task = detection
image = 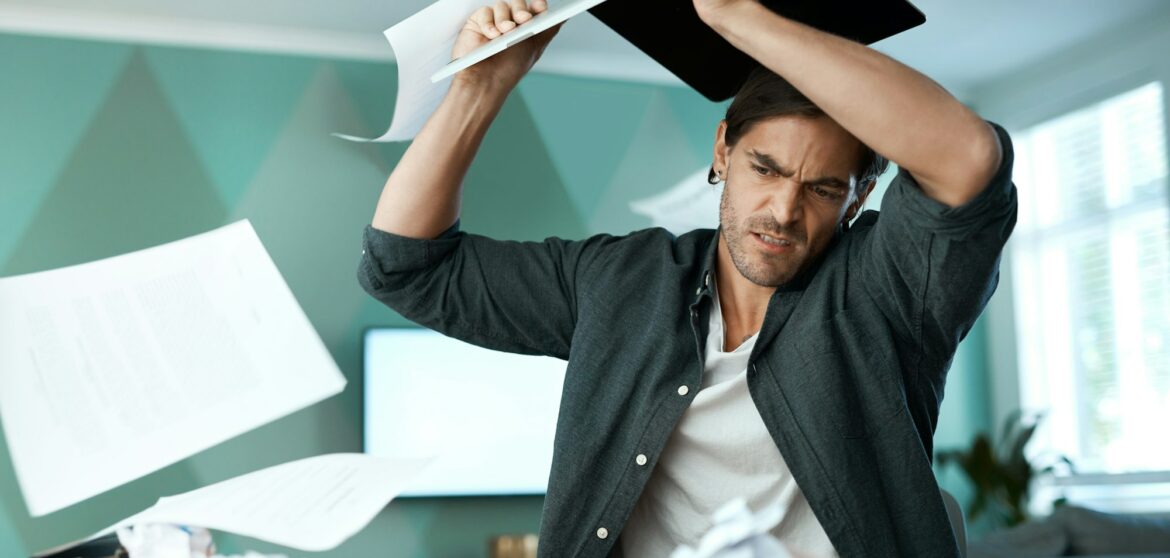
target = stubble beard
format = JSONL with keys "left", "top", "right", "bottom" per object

{"left": 719, "top": 186, "right": 807, "bottom": 288}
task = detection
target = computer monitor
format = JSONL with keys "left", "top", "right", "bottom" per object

{"left": 362, "top": 327, "right": 566, "bottom": 497}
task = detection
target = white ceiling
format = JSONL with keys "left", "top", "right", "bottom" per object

{"left": 1, "top": 0, "right": 1167, "bottom": 98}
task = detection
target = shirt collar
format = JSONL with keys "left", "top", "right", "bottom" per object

{"left": 693, "top": 227, "right": 721, "bottom": 305}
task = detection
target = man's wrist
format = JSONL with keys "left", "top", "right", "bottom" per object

{"left": 436, "top": 75, "right": 513, "bottom": 135}
{"left": 700, "top": 1, "right": 770, "bottom": 37}
{"left": 451, "top": 73, "right": 514, "bottom": 105}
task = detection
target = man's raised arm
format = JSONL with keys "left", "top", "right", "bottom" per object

{"left": 694, "top": 0, "right": 1001, "bottom": 208}
{"left": 372, "top": 0, "right": 557, "bottom": 239}
{"left": 357, "top": 2, "right": 605, "bottom": 360}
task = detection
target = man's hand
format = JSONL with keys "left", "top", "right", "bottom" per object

{"left": 373, "top": 2, "right": 562, "bottom": 239}
{"left": 453, "top": 0, "right": 562, "bottom": 93}
{"left": 692, "top": 0, "right": 758, "bottom": 29}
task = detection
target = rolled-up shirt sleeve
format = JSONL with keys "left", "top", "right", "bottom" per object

{"left": 854, "top": 121, "right": 1018, "bottom": 364}
{"left": 357, "top": 220, "right": 601, "bottom": 360}
{"left": 358, "top": 220, "right": 463, "bottom": 288}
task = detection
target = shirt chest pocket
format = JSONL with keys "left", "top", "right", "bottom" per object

{"left": 776, "top": 306, "right": 909, "bottom": 439}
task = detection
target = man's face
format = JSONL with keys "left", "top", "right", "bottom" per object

{"left": 715, "top": 115, "right": 872, "bottom": 287}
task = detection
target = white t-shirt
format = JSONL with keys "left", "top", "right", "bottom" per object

{"left": 620, "top": 277, "right": 838, "bottom": 557}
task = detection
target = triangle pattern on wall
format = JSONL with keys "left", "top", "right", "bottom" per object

{"left": 0, "top": 35, "right": 133, "bottom": 268}
{"left": 517, "top": 74, "right": 656, "bottom": 224}
{"left": 333, "top": 60, "right": 411, "bottom": 173}
{"left": 334, "top": 60, "right": 397, "bottom": 133}
{"left": 663, "top": 87, "right": 728, "bottom": 162}
{"left": 2, "top": 49, "right": 227, "bottom": 276}
{"left": 144, "top": 46, "right": 317, "bottom": 208}
{"left": 589, "top": 90, "right": 708, "bottom": 235}
{"left": 463, "top": 90, "right": 588, "bottom": 240}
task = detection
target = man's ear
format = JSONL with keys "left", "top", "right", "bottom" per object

{"left": 711, "top": 120, "right": 729, "bottom": 179}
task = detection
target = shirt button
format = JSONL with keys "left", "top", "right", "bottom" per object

{"left": 677, "top": 385, "right": 689, "bottom": 396}
{"left": 596, "top": 527, "right": 609, "bottom": 539}
{"left": 636, "top": 454, "right": 648, "bottom": 466}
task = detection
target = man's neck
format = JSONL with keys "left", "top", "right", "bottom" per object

{"left": 714, "top": 233, "right": 776, "bottom": 352}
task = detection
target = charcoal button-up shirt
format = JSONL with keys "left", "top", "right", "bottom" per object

{"left": 357, "top": 122, "right": 1018, "bottom": 557}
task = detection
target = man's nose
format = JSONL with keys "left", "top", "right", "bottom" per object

{"left": 767, "top": 180, "right": 804, "bottom": 226}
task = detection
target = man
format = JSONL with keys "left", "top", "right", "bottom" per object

{"left": 357, "top": 0, "right": 1017, "bottom": 556}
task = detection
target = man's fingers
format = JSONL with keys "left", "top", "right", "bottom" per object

{"left": 467, "top": 0, "right": 547, "bottom": 41}
{"left": 509, "top": 0, "right": 533, "bottom": 23}
{"left": 470, "top": 6, "right": 500, "bottom": 38}
{"left": 492, "top": 1, "right": 516, "bottom": 33}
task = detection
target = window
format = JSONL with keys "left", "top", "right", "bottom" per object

{"left": 1012, "top": 82, "right": 1170, "bottom": 476}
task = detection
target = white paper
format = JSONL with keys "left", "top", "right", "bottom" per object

{"left": 0, "top": 220, "right": 347, "bottom": 516}
{"left": 429, "top": 0, "right": 607, "bottom": 84}
{"left": 116, "top": 524, "right": 206, "bottom": 558}
{"left": 671, "top": 498, "right": 791, "bottom": 558}
{"left": 37, "top": 454, "right": 433, "bottom": 556}
{"left": 333, "top": 0, "right": 488, "bottom": 143}
{"left": 113, "top": 453, "right": 434, "bottom": 552}
{"left": 630, "top": 166, "right": 722, "bottom": 235}
{"left": 334, "top": 0, "right": 608, "bottom": 143}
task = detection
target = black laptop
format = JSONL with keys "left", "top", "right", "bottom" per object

{"left": 587, "top": 0, "right": 926, "bottom": 101}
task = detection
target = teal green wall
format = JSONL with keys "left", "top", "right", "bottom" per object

{"left": 934, "top": 317, "right": 994, "bottom": 534}
{"left": 0, "top": 32, "right": 992, "bottom": 555}
{"left": 0, "top": 32, "right": 732, "bottom": 557}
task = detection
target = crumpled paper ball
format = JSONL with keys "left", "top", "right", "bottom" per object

{"left": 671, "top": 498, "right": 793, "bottom": 558}
{"left": 116, "top": 524, "right": 288, "bottom": 558}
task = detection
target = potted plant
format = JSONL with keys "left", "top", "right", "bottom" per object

{"left": 936, "top": 411, "right": 1074, "bottom": 528}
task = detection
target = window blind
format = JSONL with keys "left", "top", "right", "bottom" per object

{"left": 1012, "top": 82, "right": 1170, "bottom": 474}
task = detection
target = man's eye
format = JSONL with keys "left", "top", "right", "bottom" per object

{"left": 752, "top": 165, "right": 770, "bottom": 176}
{"left": 812, "top": 185, "right": 840, "bottom": 199}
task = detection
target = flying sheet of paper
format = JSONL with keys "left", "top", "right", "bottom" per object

{"left": 114, "top": 453, "right": 435, "bottom": 552}
{"left": 36, "top": 453, "right": 435, "bottom": 556}
{"left": 0, "top": 220, "right": 347, "bottom": 516}
{"left": 629, "top": 166, "right": 722, "bottom": 235}
{"left": 333, "top": 0, "right": 488, "bottom": 143}
{"left": 335, "top": 0, "right": 608, "bottom": 143}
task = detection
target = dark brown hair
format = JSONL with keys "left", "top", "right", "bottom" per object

{"left": 708, "top": 66, "right": 890, "bottom": 187}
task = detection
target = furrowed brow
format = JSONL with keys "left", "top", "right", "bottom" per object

{"left": 749, "top": 149, "right": 850, "bottom": 189}
{"left": 805, "top": 176, "right": 851, "bottom": 190}
{"left": 749, "top": 150, "right": 791, "bottom": 176}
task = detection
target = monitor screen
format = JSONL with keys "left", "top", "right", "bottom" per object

{"left": 362, "top": 328, "right": 566, "bottom": 497}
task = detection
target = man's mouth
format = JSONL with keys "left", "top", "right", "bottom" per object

{"left": 752, "top": 232, "right": 795, "bottom": 252}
